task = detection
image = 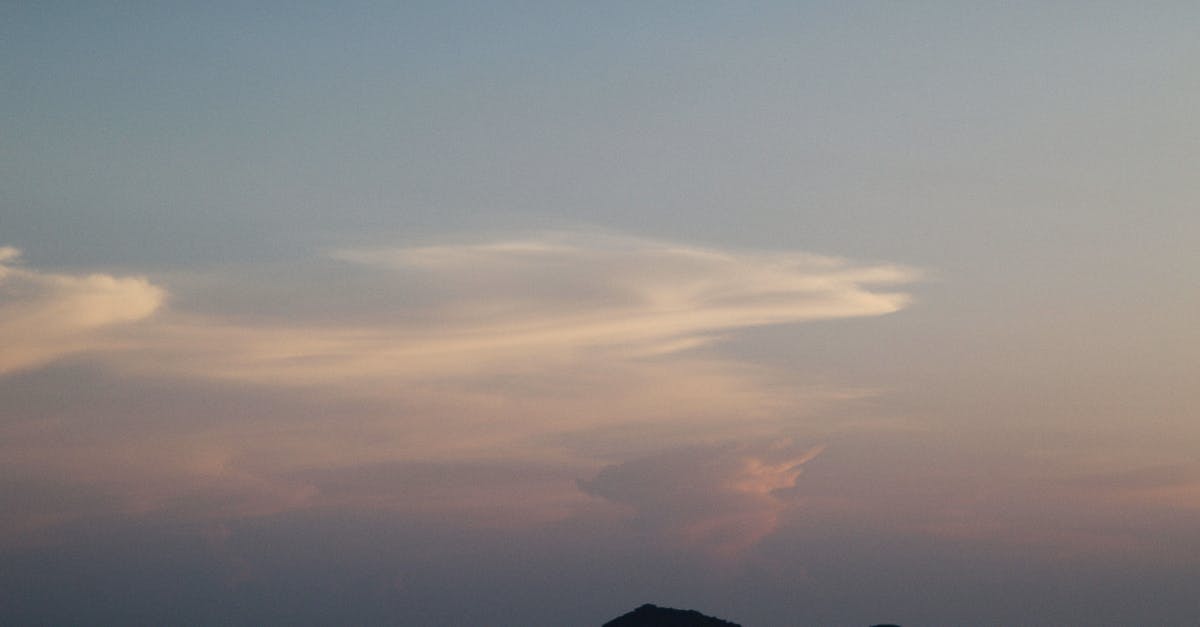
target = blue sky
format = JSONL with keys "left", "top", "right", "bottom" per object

{"left": 3, "top": 3, "right": 1200, "bottom": 625}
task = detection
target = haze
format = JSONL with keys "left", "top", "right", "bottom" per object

{"left": 3, "top": 3, "right": 1199, "bottom": 625}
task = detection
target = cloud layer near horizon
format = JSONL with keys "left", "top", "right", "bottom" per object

{"left": 0, "top": 233, "right": 917, "bottom": 554}
{"left": 581, "top": 441, "right": 826, "bottom": 558}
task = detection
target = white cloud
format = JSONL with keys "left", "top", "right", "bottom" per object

{"left": 0, "top": 248, "right": 165, "bottom": 375}
{"left": 133, "top": 232, "right": 918, "bottom": 387}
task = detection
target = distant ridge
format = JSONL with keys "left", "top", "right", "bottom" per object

{"left": 602, "top": 604, "right": 740, "bottom": 627}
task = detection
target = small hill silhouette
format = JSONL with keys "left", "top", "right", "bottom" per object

{"left": 602, "top": 604, "right": 740, "bottom": 627}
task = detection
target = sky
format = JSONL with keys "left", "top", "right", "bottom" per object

{"left": 2, "top": 2, "right": 1199, "bottom": 625}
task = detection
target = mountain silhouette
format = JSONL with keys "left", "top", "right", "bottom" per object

{"left": 602, "top": 604, "right": 740, "bottom": 627}
{"left": 601, "top": 604, "right": 905, "bottom": 626}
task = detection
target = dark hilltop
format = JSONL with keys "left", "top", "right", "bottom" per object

{"left": 601, "top": 604, "right": 903, "bottom": 626}
{"left": 602, "top": 604, "right": 740, "bottom": 627}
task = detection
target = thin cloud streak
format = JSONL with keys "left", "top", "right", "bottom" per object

{"left": 1, "top": 234, "right": 917, "bottom": 386}
{"left": 128, "top": 233, "right": 918, "bottom": 387}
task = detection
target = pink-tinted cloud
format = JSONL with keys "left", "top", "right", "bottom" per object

{"left": 580, "top": 441, "right": 825, "bottom": 558}
{"left": 0, "top": 234, "right": 908, "bottom": 550}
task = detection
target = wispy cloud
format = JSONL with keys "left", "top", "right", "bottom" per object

{"left": 128, "top": 232, "right": 918, "bottom": 386}
{"left": 0, "top": 247, "right": 164, "bottom": 375}
{"left": 0, "top": 233, "right": 915, "bottom": 550}
{"left": 1, "top": 234, "right": 916, "bottom": 385}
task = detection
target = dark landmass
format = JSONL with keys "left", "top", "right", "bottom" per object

{"left": 602, "top": 604, "right": 741, "bottom": 627}
{"left": 602, "top": 604, "right": 904, "bottom": 626}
